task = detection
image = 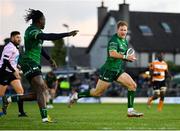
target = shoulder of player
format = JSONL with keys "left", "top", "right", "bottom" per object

{"left": 152, "top": 60, "right": 167, "bottom": 66}
{"left": 161, "top": 61, "right": 168, "bottom": 65}
{"left": 26, "top": 25, "right": 42, "bottom": 33}
{"left": 113, "top": 34, "right": 127, "bottom": 43}
{"left": 150, "top": 61, "right": 157, "bottom": 66}
{"left": 152, "top": 59, "right": 159, "bottom": 62}
{"left": 109, "top": 35, "right": 118, "bottom": 44}
{"left": 4, "top": 42, "right": 15, "bottom": 50}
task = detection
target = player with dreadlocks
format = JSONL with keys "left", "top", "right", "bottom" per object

{"left": 2, "top": 9, "right": 78, "bottom": 123}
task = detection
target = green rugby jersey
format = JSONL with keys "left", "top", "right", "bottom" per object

{"left": 22, "top": 24, "right": 43, "bottom": 64}
{"left": 101, "top": 34, "right": 128, "bottom": 71}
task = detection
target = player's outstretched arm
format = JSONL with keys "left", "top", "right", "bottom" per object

{"left": 37, "top": 30, "right": 79, "bottom": 41}
{"left": 69, "top": 30, "right": 79, "bottom": 36}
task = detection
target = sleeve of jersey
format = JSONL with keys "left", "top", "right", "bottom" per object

{"left": 109, "top": 42, "right": 118, "bottom": 52}
{"left": 3, "top": 59, "right": 15, "bottom": 72}
{"left": 1, "top": 45, "right": 15, "bottom": 72}
{"left": 2, "top": 45, "right": 14, "bottom": 60}
{"left": 36, "top": 33, "right": 70, "bottom": 40}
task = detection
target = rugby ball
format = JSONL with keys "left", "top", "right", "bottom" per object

{"left": 126, "top": 48, "right": 135, "bottom": 56}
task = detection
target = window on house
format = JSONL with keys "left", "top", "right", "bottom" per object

{"left": 139, "top": 25, "right": 153, "bottom": 36}
{"left": 161, "top": 22, "right": 172, "bottom": 33}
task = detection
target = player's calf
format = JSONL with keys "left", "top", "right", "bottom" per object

{"left": 2, "top": 96, "right": 10, "bottom": 115}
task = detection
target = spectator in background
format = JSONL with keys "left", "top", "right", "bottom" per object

{"left": 59, "top": 78, "right": 70, "bottom": 96}
{"left": 45, "top": 71, "right": 58, "bottom": 109}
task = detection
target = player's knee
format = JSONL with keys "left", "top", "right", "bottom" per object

{"left": 160, "top": 91, "right": 165, "bottom": 98}
{"left": 0, "top": 92, "right": 4, "bottom": 96}
{"left": 36, "top": 82, "right": 46, "bottom": 93}
{"left": 17, "top": 90, "right": 24, "bottom": 95}
{"left": 17, "top": 88, "right": 24, "bottom": 94}
{"left": 0, "top": 88, "right": 6, "bottom": 96}
{"left": 153, "top": 90, "right": 160, "bottom": 99}
{"left": 154, "top": 90, "right": 160, "bottom": 95}
{"left": 92, "top": 93, "right": 101, "bottom": 97}
{"left": 91, "top": 89, "right": 102, "bottom": 97}
{"left": 94, "top": 92, "right": 102, "bottom": 97}
{"left": 129, "top": 82, "right": 137, "bottom": 91}
{"left": 160, "top": 87, "right": 167, "bottom": 92}
{"left": 133, "top": 83, "right": 137, "bottom": 89}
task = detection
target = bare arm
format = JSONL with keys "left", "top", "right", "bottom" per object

{"left": 109, "top": 50, "right": 136, "bottom": 62}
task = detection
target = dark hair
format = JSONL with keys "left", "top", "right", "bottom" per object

{"left": 156, "top": 52, "right": 164, "bottom": 61}
{"left": 117, "top": 21, "right": 128, "bottom": 29}
{"left": 10, "top": 31, "right": 20, "bottom": 37}
{"left": 24, "top": 8, "right": 44, "bottom": 23}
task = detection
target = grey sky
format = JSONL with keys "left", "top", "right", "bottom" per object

{"left": 0, "top": 0, "right": 180, "bottom": 47}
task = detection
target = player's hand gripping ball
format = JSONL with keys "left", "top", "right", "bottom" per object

{"left": 125, "top": 48, "right": 136, "bottom": 62}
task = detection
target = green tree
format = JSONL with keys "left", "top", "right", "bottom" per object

{"left": 166, "top": 61, "right": 180, "bottom": 73}
{"left": 51, "top": 39, "right": 66, "bottom": 66}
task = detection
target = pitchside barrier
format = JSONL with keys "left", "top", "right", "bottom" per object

{"left": 1, "top": 96, "right": 180, "bottom": 104}
{"left": 53, "top": 96, "right": 180, "bottom": 104}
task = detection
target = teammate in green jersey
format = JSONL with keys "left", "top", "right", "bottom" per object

{"left": 45, "top": 71, "right": 58, "bottom": 109}
{"left": 2, "top": 9, "right": 78, "bottom": 123}
{"left": 68, "top": 21, "right": 143, "bottom": 117}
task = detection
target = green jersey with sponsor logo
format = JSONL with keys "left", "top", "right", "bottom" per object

{"left": 101, "top": 34, "right": 128, "bottom": 72}
{"left": 21, "top": 24, "right": 43, "bottom": 64}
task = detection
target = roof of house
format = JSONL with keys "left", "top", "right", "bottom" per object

{"left": 86, "top": 12, "right": 112, "bottom": 53}
{"left": 87, "top": 10, "right": 180, "bottom": 53}
{"left": 130, "top": 11, "right": 180, "bottom": 53}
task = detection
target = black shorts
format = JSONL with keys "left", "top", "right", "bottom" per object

{"left": 152, "top": 81, "right": 166, "bottom": 90}
{"left": 20, "top": 60, "right": 42, "bottom": 82}
{"left": 0, "top": 69, "right": 17, "bottom": 85}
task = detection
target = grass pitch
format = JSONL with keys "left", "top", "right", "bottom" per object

{"left": 0, "top": 102, "right": 180, "bottom": 130}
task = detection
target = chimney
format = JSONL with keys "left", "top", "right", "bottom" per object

{"left": 118, "top": 1, "right": 130, "bottom": 25}
{"left": 97, "top": 1, "right": 107, "bottom": 29}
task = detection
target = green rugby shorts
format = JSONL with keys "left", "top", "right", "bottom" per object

{"left": 20, "top": 59, "right": 42, "bottom": 81}
{"left": 99, "top": 67, "right": 124, "bottom": 82}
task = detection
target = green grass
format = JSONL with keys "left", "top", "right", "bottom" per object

{"left": 0, "top": 102, "right": 180, "bottom": 130}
